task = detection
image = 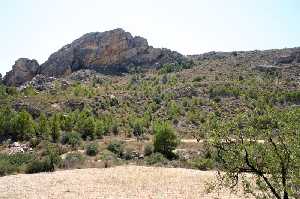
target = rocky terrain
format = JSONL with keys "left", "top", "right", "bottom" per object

{"left": 0, "top": 29, "right": 299, "bottom": 199}
{"left": 3, "top": 28, "right": 187, "bottom": 86}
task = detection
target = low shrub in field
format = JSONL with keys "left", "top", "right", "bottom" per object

{"left": 26, "top": 143, "right": 62, "bottom": 174}
{"left": 189, "top": 158, "right": 214, "bottom": 170}
{"left": 85, "top": 142, "right": 99, "bottom": 156}
{"left": 107, "top": 140, "right": 124, "bottom": 157}
{"left": 145, "top": 153, "right": 168, "bottom": 165}
{"left": 60, "top": 152, "right": 85, "bottom": 169}
{"left": 61, "top": 131, "right": 82, "bottom": 149}
{"left": 143, "top": 144, "right": 154, "bottom": 156}
{"left": 0, "top": 153, "right": 35, "bottom": 176}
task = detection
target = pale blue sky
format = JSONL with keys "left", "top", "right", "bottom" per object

{"left": 1, "top": 0, "right": 300, "bottom": 75}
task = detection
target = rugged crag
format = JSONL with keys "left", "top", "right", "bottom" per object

{"left": 3, "top": 58, "right": 39, "bottom": 86}
{"left": 4, "top": 28, "right": 187, "bottom": 86}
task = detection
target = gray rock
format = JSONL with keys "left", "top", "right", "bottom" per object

{"left": 21, "top": 75, "right": 56, "bottom": 91}
{"left": 3, "top": 58, "right": 39, "bottom": 86}
{"left": 39, "top": 28, "right": 187, "bottom": 77}
{"left": 13, "top": 102, "right": 41, "bottom": 118}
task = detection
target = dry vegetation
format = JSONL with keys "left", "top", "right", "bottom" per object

{"left": 0, "top": 165, "right": 253, "bottom": 199}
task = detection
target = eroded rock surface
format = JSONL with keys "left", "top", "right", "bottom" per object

{"left": 39, "top": 28, "right": 186, "bottom": 77}
{"left": 3, "top": 58, "right": 39, "bottom": 86}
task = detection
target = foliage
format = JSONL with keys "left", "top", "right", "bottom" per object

{"left": 77, "top": 116, "right": 96, "bottom": 140}
{"left": 61, "top": 131, "right": 82, "bottom": 149}
{"left": 153, "top": 121, "right": 180, "bottom": 159}
{"left": 144, "top": 144, "right": 154, "bottom": 156}
{"left": 85, "top": 142, "right": 99, "bottom": 156}
{"left": 11, "top": 111, "right": 36, "bottom": 141}
{"left": 145, "top": 152, "right": 167, "bottom": 165}
{"left": 189, "top": 158, "right": 214, "bottom": 170}
{"left": 37, "top": 113, "right": 51, "bottom": 140}
{"left": 50, "top": 114, "right": 61, "bottom": 142}
{"left": 0, "top": 153, "right": 35, "bottom": 176}
{"left": 107, "top": 140, "right": 124, "bottom": 157}
{"left": 210, "top": 107, "right": 300, "bottom": 199}
{"left": 60, "top": 152, "right": 85, "bottom": 169}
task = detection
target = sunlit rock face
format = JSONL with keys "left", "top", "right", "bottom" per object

{"left": 3, "top": 58, "right": 39, "bottom": 86}
{"left": 39, "top": 28, "right": 186, "bottom": 77}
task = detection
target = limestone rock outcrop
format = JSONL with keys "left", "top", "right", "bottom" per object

{"left": 3, "top": 58, "right": 39, "bottom": 86}
{"left": 39, "top": 28, "right": 187, "bottom": 77}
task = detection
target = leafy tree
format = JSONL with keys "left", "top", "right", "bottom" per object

{"left": 129, "top": 117, "right": 145, "bottom": 140}
{"left": 11, "top": 111, "right": 36, "bottom": 141}
{"left": 37, "top": 113, "right": 51, "bottom": 140}
{"left": 153, "top": 121, "right": 180, "bottom": 159}
{"left": 50, "top": 114, "right": 61, "bottom": 142}
{"left": 77, "top": 116, "right": 95, "bottom": 140}
{"left": 210, "top": 107, "right": 300, "bottom": 199}
{"left": 61, "top": 131, "right": 82, "bottom": 149}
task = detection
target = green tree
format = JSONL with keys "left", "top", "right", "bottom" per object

{"left": 210, "top": 107, "right": 300, "bottom": 199}
{"left": 11, "top": 111, "right": 36, "bottom": 141}
{"left": 77, "top": 117, "right": 95, "bottom": 140}
{"left": 153, "top": 121, "right": 180, "bottom": 159}
{"left": 50, "top": 114, "right": 61, "bottom": 142}
{"left": 37, "top": 113, "right": 51, "bottom": 140}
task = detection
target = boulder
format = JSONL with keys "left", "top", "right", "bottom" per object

{"left": 13, "top": 102, "right": 41, "bottom": 118}
{"left": 21, "top": 75, "right": 56, "bottom": 91}
{"left": 3, "top": 58, "right": 39, "bottom": 86}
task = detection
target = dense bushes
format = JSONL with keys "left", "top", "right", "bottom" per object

{"left": 61, "top": 131, "right": 82, "bottom": 149}
{"left": 85, "top": 142, "right": 99, "bottom": 156}
{"left": 153, "top": 122, "right": 179, "bottom": 159}
{"left": 107, "top": 140, "right": 124, "bottom": 157}
{"left": 26, "top": 144, "right": 62, "bottom": 174}
{"left": 0, "top": 153, "right": 34, "bottom": 176}
{"left": 208, "top": 84, "right": 240, "bottom": 99}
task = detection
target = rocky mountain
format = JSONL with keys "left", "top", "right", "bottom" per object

{"left": 4, "top": 28, "right": 187, "bottom": 86}
{"left": 3, "top": 58, "right": 39, "bottom": 86}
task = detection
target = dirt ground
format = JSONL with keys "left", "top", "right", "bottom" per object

{"left": 0, "top": 166, "right": 253, "bottom": 199}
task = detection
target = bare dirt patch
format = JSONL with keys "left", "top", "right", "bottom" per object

{"left": 0, "top": 166, "right": 252, "bottom": 199}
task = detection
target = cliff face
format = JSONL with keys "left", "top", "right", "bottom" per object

{"left": 4, "top": 28, "right": 187, "bottom": 86}
{"left": 39, "top": 28, "right": 186, "bottom": 77}
{"left": 3, "top": 58, "right": 39, "bottom": 86}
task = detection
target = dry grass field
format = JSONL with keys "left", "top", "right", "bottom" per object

{"left": 0, "top": 165, "right": 253, "bottom": 199}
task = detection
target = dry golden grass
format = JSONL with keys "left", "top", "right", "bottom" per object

{"left": 0, "top": 165, "right": 253, "bottom": 199}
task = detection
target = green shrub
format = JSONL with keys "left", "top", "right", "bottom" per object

{"left": 85, "top": 142, "right": 99, "bottom": 156}
{"left": 189, "top": 158, "right": 214, "bottom": 170}
{"left": 0, "top": 159, "right": 17, "bottom": 176}
{"left": 61, "top": 131, "right": 82, "bottom": 149}
{"left": 144, "top": 144, "right": 154, "bottom": 156}
{"left": 129, "top": 117, "right": 145, "bottom": 140}
{"left": 60, "top": 152, "right": 85, "bottom": 169}
{"left": 153, "top": 122, "right": 180, "bottom": 159}
{"left": 50, "top": 114, "right": 61, "bottom": 143}
{"left": 27, "top": 143, "right": 62, "bottom": 174}
{"left": 0, "top": 153, "right": 35, "bottom": 176}
{"left": 77, "top": 117, "right": 96, "bottom": 140}
{"left": 192, "top": 76, "right": 205, "bottom": 82}
{"left": 145, "top": 153, "right": 167, "bottom": 165}
{"left": 107, "top": 140, "right": 124, "bottom": 156}
{"left": 11, "top": 111, "right": 36, "bottom": 141}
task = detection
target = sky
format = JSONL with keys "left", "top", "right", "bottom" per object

{"left": 1, "top": 0, "right": 300, "bottom": 75}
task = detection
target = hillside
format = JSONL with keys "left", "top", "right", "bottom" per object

{"left": 0, "top": 29, "right": 299, "bottom": 198}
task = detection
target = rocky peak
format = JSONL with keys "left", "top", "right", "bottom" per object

{"left": 39, "top": 28, "right": 186, "bottom": 77}
{"left": 4, "top": 29, "right": 188, "bottom": 86}
{"left": 3, "top": 58, "right": 39, "bottom": 86}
